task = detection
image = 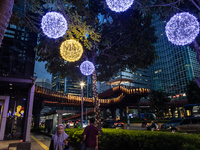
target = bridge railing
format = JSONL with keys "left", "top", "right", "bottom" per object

{"left": 35, "top": 85, "right": 148, "bottom": 105}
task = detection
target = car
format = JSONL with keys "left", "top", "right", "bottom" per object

{"left": 102, "top": 119, "right": 124, "bottom": 129}
{"left": 76, "top": 120, "right": 88, "bottom": 128}
{"left": 161, "top": 119, "right": 182, "bottom": 130}
{"left": 139, "top": 113, "right": 157, "bottom": 120}
{"left": 171, "top": 117, "right": 200, "bottom": 133}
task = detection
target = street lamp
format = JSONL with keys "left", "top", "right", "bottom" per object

{"left": 80, "top": 82, "right": 85, "bottom": 130}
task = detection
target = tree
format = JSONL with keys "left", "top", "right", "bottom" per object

{"left": 186, "top": 80, "right": 200, "bottom": 104}
{"left": 149, "top": 89, "right": 170, "bottom": 119}
{"left": 34, "top": 1, "right": 158, "bottom": 133}
{"left": 0, "top": 0, "right": 14, "bottom": 46}
{"left": 1, "top": 0, "right": 158, "bottom": 133}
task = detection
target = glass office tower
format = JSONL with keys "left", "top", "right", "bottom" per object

{"left": 52, "top": 73, "right": 93, "bottom": 98}
{"left": 151, "top": 16, "right": 200, "bottom": 99}
{"left": 99, "top": 68, "right": 151, "bottom": 100}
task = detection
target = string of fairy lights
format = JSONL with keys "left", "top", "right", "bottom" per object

{"left": 41, "top": 1, "right": 200, "bottom": 132}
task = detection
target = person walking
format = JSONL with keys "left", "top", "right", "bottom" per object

{"left": 82, "top": 118, "right": 98, "bottom": 150}
{"left": 142, "top": 118, "right": 147, "bottom": 127}
{"left": 49, "top": 124, "right": 71, "bottom": 150}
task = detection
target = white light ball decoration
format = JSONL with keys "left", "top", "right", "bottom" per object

{"left": 80, "top": 61, "right": 95, "bottom": 76}
{"left": 165, "top": 12, "right": 199, "bottom": 46}
{"left": 106, "top": 0, "right": 134, "bottom": 12}
{"left": 41, "top": 12, "right": 68, "bottom": 39}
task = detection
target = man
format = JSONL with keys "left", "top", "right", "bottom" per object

{"left": 142, "top": 118, "right": 147, "bottom": 127}
{"left": 82, "top": 117, "right": 98, "bottom": 150}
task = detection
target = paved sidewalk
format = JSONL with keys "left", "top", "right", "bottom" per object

{"left": 0, "top": 133, "right": 51, "bottom": 150}
{"left": 30, "top": 133, "right": 51, "bottom": 150}
{"left": 0, "top": 140, "right": 21, "bottom": 150}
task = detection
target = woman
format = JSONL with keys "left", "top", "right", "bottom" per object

{"left": 49, "top": 124, "right": 71, "bottom": 150}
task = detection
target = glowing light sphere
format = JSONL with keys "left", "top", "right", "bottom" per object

{"left": 106, "top": 0, "right": 134, "bottom": 12}
{"left": 165, "top": 12, "right": 199, "bottom": 46}
{"left": 41, "top": 12, "right": 68, "bottom": 39}
{"left": 60, "top": 39, "right": 83, "bottom": 62}
{"left": 80, "top": 61, "right": 95, "bottom": 76}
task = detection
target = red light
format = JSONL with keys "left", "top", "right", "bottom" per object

{"left": 20, "top": 140, "right": 23, "bottom": 142}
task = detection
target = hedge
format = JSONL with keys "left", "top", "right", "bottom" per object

{"left": 31, "top": 126, "right": 45, "bottom": 132}
{"left": 65, "top": 128, "right": 200, "bottom": 150}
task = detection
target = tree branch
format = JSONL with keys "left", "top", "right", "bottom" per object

{"left": 136, "top": 0, "right": 183, "bottom": 8}
{"left": 190, "top": 0, "right": 200, "bottom": 11}
{"left": 94, "top": 37, "right": 122, "bottom": 57}
{"left": 24, "top": 0, "right": 26, "bottom": 16}
{"left": 58, "top": 0, "right": 75, "bottom": 25}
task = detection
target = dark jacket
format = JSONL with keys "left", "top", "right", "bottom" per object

{"left": 49, "top": 139, "right": 70, "bottom": 150}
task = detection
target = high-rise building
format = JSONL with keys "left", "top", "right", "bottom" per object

{"left": 0, "top": 1, "right": 37, "bottom": 141}
{"left": 99, "top": 68, "right": 151, "bottom": 100}
{"left": 52, "top": 73, "right": 93, "bottom": 98}
{"left": 151, "top": 16, "right": 200, "bottom": 99}
{"left": 35, "top": 78, "right": 52, "bottom": 89}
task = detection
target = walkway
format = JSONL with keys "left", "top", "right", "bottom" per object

{"left": 30, "top": 133, "right": 51, "bottom": 150}
{"left": 0, "top": 133, "right": 51, "bottom": 150}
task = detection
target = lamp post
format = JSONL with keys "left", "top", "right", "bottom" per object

{"left": 80, "top": 82, "right": 85, "bottom": 130}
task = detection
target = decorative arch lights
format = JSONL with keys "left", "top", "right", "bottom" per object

{"left": 106, "top": 0, "right": 134, "bottom": 12}
{"left": 60, "top": 39, "right": 83, "bottom": 62}
{"left": 41, "top": 12, "right": 68, "bottom": 39}
{"left": 165, "top": 12, "right": 199, "bottom": 46}
{"left": 80, "top": 61, "right": 95, "bottom": 76}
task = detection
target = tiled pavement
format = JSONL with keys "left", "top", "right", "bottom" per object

{"left": 0, "top": 140, "right": 21, "bottom": 150}
{"left": 0, "top": 133, "right": 51, "bottom": 150}
{"left": 30, "top": 133, "right": 51, "bottom": 150}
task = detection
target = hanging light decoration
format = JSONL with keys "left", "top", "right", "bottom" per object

{"left": 106, "top": 0, "right": 134, "bottom": 12}
{"left": 60, "top": 39, "right": 83, "bottom": 62}
{"left": 80, "top": 61, "right": 95, "bottom": 76}
{"left": 41, "top": 12, "right": 68, "bottom": 39}
{"left": 165, "top": 12, "right": 199, "bottom": 46}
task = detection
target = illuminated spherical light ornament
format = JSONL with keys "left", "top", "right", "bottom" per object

{"left": 165, "top": 12, "right": 199, "bottom": 46}
{"left": 41, "top": 12, "right": 68, "bottom": 39}
{"left": 106, "top": 0, "right": 134, "bottom": 12}
{"left": 80, "top": 61, "right": 95, "bottom": 76}
{"left": 60, "top": 39, "right": 83, "bottom": 62}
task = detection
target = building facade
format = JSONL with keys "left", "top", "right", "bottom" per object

{"left": 0, "top": 1, "right": 38, "bottom": 141}
{"left": 0, "top": 22, "right": 37, "bottom": 141}
{"left": 99, "top": 68, "right": 151, "bottom": 100}
{"left": 35, "top": 78, "right": 51, "bottom": 89}
{"left": 52, "top": 73, "right": 93, "bottom": 98}
{"left": 151, "top": 16, "right": 200, "bottom": 100}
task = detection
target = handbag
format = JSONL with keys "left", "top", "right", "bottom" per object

{"left": 81, "top": 126, "right": 91, "bottom": 150}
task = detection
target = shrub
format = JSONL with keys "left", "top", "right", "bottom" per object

{"left": 65, "top": 128, "right": 200, "bottom": 150}
{"left": 31, "top": 126, "right": 45, "bottom": 132}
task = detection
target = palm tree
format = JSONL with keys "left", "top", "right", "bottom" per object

{"left": 0, "top": 0, "right": 14, "bottom": 46}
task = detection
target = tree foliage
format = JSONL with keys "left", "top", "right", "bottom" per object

{"left": 30, "top": 0, "right": 158, "bottom": 81}
{"left": 149, "top": 89, "right": 170, "bottom": 118}
{"left": 186, "top": 80, "right": 200, "bottom": 104}
{"left": 7, "top": 0, "right": 200, "bottom": 81}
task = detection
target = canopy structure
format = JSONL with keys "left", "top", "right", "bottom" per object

{"left": 106, "top": 78, "right": 134, "bottom": 86}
